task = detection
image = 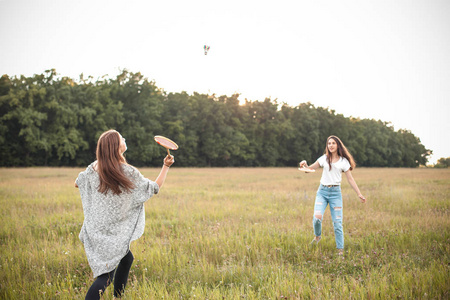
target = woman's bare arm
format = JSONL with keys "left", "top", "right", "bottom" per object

{"left": 155, "top": 155, "right": 175, "bottom": 189}
{"left": 299, "top": 160, "right": 320, "bottom": 170}
{"left": 344, "top": 170, "right": 366, "bottom": 203}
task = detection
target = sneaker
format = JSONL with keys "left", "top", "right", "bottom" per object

{"left": 310, "top": 236, "right": 321, "bottom": 245}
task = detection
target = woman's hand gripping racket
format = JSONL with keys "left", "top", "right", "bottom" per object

{"left": 298, "top": 160, "right": 316, "bottom": 173}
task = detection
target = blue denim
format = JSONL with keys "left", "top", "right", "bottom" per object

{"left": 313, "top": 185, "right": 344, "bottom": 249}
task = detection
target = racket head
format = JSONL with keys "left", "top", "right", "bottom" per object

{"left": 298, "top": 167, "right": 316, "bottom": 173}
{"left": 154, "top": 135, "right": 179, "bottom": 151}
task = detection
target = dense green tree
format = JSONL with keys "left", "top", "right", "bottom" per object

{"left": 0, "top": 70, "right": 431, "bottom": 167}
{"left": 434, "top": 157, "right": 450, "bottom": 168}
{"left": 110, "top": 70, "right": 164, "bottom": 166}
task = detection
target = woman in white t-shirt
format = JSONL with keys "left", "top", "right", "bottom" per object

{"left": 299, "top": 135, "right": 366, "bottom": 255}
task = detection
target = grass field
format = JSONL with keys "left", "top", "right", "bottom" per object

{"left": 0, "top": 167, "right": 449, "bottom": 299}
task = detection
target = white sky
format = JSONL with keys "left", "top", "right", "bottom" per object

{"left": 1, "top": 0, "right": 449, "bottom": 164}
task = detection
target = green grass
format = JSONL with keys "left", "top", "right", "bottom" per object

{"left": 0, "top": 167, "right": 449, "bottom": 299}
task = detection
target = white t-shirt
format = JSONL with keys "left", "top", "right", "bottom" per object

{"left": 317, "top": 154, "right": 351, "bottom": 186}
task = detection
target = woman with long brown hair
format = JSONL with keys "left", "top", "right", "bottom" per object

{"left": 75, "top": 129, "right": 174, "bottom": 299}
{"left": 299, "top": 135, "right": 366, "bottom": 255}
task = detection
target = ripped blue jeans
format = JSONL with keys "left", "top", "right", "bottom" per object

{"left": 313, "top": 184, "right": 344, "bottom": 249}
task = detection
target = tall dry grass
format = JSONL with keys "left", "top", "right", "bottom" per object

{"left": 0, "top": 167, "right": 449, "bottom": 299}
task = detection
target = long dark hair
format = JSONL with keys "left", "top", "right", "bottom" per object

{"left": 96, "top": 130, "right": 134, "bottom": 195}
{"left": 324, "top": 135, "right": 356, "bottom": 171}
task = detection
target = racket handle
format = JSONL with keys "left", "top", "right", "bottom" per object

{"left": 167, "top": 148, "right": 171, "bottom": 156}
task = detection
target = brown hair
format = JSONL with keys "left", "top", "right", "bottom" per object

{"left": 96, "top": 130, "right": 134, "bottom": 195}
{"left": 324, "top": 135, "right": 356, "bottom": 171}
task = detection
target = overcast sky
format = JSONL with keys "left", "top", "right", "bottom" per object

{"left": 1, "top": 0, "right": 449, "bottom": 163}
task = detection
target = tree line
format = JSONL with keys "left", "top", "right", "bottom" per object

{"left": 0, "top": 69, "right": 431, "bottom": 167}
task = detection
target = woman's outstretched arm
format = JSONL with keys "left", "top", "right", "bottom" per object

{"left": 155, "top": 155, "right": 175, "bottom": 189}
{"left": 344, "top": 170, "right": 366, "bottom": 203}
{"left": 299, "top": 160, "right": 320, "bottom": 170}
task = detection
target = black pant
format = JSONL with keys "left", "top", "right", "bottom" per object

{"left": 85, "top": 250, "right": 134, "bottom": 300}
